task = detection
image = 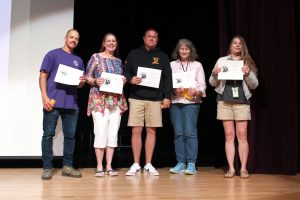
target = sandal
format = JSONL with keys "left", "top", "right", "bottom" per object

{"left": 224, "top": 170, "right": 235, "bottom": 178}
{"left": 240, "top": 170, "right": 250, "bottom": 178}
{"left": 105, "top": 169, "right": 118, "bottom": 177}
{"left": 95, "top": 170, "right": 105, "bottom": 177}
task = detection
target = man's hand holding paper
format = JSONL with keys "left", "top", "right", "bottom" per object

{"left": 137, "top": 66, "right": 162, "bottom": 88}
{"left": 54, "top": 64, "right": 84, "bottom": 85}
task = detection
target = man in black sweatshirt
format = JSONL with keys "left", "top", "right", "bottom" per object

{"left": 124, "top": 28, "right": 172, "bottom": 176}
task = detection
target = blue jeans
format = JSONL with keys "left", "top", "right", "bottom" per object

{"left": 42, "top": 108, "right": 79, "bottom": 169}
{"left": 170, "top": 104, "right": 200, "bottom": 164}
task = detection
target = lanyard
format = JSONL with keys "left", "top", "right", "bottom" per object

{"left": 180, "top": 61, "right": 189, "bottom": 72}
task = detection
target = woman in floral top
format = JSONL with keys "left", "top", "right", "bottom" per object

{"left": 86, "top": 33, "right": 128, "bottom": 177}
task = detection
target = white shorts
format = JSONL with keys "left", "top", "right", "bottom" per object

{"left": 92, "top": 107, "right": 122, "bottom": 148}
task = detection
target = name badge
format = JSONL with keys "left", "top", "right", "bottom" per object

{"left": 232, "top": 87, "right": 239, "bottom": 98}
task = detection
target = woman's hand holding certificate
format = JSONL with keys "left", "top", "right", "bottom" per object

{"left": 99, "top": 72, "right": 124, "bottom": 94}
{"left": 217, "top": 60, "right": 244, "bottom": 80}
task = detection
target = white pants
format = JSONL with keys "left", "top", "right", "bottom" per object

{"left": 92, "top": 107, "right": 122, "bottom": 148}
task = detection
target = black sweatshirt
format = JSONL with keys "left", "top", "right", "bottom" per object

{"left": 124, "top": 46, "right": 173, "bottom": 101}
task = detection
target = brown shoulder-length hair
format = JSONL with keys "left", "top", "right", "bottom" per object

{"left": 227, "top": 35, "right": 258, "bottom": 74}
{"left": 228, "top": 35, "right": 258, "bottom": 74}
{"left": 171, "top": 38, "right": 199, "bottom": 61}
{"left": 99, "top": 32, "right": 120, "bottom": 58}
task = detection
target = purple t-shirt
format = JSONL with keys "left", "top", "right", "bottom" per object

{"left": 40, "top": 48, "right": 85, "bottom": 109}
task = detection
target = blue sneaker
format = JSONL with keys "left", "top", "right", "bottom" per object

{"left": 184, "top": 163, "right": 197, "bottom": 175}
{"left": 170, "top": 163, "right": 186, "bottom": 174}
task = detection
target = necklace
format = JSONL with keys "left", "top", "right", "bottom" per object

{"left": 180, "top": 60, "right": 189, "bottom": 72}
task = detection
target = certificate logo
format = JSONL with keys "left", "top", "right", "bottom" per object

{"left": 222, "top": 65, "right": 229, "bottom": 72}
{"left": 61, "top": 70, "right": 67, "bottom": 77}
{"left": 176, "top": 78, "right": 182, "bottom": 84}
{"left": 152, "top": 57, "right": 159, "bottom": 64}
{"left": 140, "top": 72, "right": 147, "bottom": 79}
{"left": 104, "top": 78, "right": 111, "bottom": 85}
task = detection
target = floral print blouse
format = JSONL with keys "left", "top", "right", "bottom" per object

{"left": 86, "top": 53, "right": 128, "bottom": 116}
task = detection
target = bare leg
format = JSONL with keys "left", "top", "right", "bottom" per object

{"left": 236, "top": 120, "right": 249, "bottom": 171}
{"left": 131, "top": 126, "right": 143, "bottom": 164}
{"left": 105, "top": 146, "right": 115, "bottom": 170}
{"left": 222, "top": 120, "right": 236, "bottom": 172}
{"left": 95, "top": 148, "right": 105, "bottom": 171}
{"left": 145, "top": 127, "right": 156, "bottom": 164}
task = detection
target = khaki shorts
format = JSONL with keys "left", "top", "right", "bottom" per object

{"left": 128, "top": 98, "right": 162, "bottom": 127}
{"left": 217, "top": 101, "right": 251, "bottom": 120}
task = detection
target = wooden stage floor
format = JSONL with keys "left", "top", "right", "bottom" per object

{"left": 0, "top": 167, "right": 300, "bottom": 200}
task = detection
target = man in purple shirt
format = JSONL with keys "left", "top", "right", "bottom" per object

{"left": 39, "top": 29, "right": 86, "bottom": 180}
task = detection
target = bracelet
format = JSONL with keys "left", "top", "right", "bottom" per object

{"left": 94, "top": 79, "right": 97, "bottom": 86}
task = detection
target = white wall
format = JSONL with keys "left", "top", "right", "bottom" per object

{"left": 0, "top": 0, "right": 74, "bottom": 156}
{"left": 0, "top": 0, "right": 12, "bottom": 123}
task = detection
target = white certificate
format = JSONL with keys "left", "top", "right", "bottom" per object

{"left": 172, "top": 71, "right": 196, "bottom": 88}
{"left": 137, "top": 66, "right": 161, "bottom": 88}
{"left": 217, "top": 60, "right": 244, "bottom": 80}
{"left": 54, "top": 64, "right": 84, "bottom": 85}
{"left": 99, "top": 72, "right": 123, "bottom": 94}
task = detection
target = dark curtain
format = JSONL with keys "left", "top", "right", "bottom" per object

{"left": 72, "top": 0, "right": 299, "bottom": 173}
{"left": 297, "top": 0, "right": 300, "bottom": 173}
{"left": 219, "top": 0, "right": 298, "bottom": 174}
{"left": 73, "top": 0, "right": 221, "bottom": 168}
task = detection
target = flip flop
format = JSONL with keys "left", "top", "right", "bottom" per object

{"left": 95, "top": 170, "right": 105, "bottom": 177}
{"left": 105, "top": 169, "right": 118, "bottom": 177}
{"left": 240, "top": 170, "right": 250, "bottom": 178}
{"left": 224, "top": 170, "right": 235, "bottom": 178}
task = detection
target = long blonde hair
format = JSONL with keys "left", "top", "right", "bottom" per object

{"left": 228, "top": 35, "right": 258, "bottom": 74}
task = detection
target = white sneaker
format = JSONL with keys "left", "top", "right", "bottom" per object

{"left": 126, "top": 163, "right": 141, "bottom": 176}
{"left": 143, "top": 163, "right": 159, "bottom": 176}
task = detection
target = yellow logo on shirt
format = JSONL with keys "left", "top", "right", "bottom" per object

{"left": 152, "top": 57, "right": 159, "bottom": 64}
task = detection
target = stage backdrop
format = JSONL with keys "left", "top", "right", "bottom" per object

{"left": 0, "top": 0, "right": 74, "bottom": 157}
